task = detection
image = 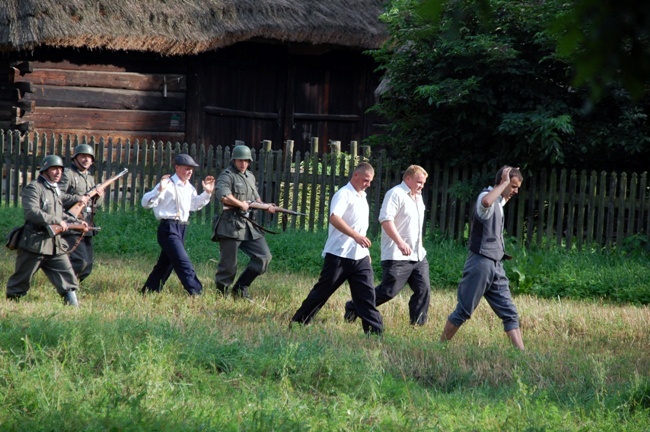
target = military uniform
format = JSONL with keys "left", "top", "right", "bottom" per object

{"left": 213, "top": 163, "right": 272, "bottom": 297}
{"left": 6, "top": 175, "right": 80, "bottom": 301}
{"left": 59, "top": 164, "right": 102, "bottom": 282}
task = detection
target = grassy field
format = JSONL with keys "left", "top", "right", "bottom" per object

{"left": 0, "top": 208, "right": 649, "bottom": 431}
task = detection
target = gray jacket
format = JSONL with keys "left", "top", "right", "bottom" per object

{"left": 17, "top": 175, "right": 78, "bottom": 255}
{"left": 212, "top": 164, "right": 263, "bottom": 241}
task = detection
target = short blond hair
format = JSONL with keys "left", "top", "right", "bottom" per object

{"left": 403, "top": 165, "right": 428, "bottom": 180}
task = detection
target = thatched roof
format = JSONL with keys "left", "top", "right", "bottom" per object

{"left": 0, "top": 0, "right": 388, "bottom": 55}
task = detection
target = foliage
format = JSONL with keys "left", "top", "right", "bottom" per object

{"left": 368, "top": 0, "right": 650, "bottom": 172}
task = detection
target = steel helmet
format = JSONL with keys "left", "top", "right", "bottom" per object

{"left": 72, "top": 144, "right": 95, "bottom": 160}
{"left": 40, "top": 155, "right": 64, "bottom": 172}
{"left": 231, "top": 145, "right": 253, "bottom": 162}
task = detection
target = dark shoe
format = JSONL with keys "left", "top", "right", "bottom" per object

{"left": 216, "top": 283, "right": 228, "bottom": 297}
{"left": 232, "top": 285, "right": 251, "bottom": 300}
{"left": 64, "top": 291, "right": 79, "bottom": 307}
{"left": 344, "top": 301, "right": 358, "bottom": 323}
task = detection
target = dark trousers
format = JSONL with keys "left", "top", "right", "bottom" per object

{"left": 215, "top": 237, "right": 272, "bottom": 288}
{"left": 375, "top": 257, "right": 431, "bottom": 325}
{"left": 6, "top": 249, "right": 78, "bottom": 298}
{"left": 65, "top": 234, "right": 94, "bottom": 283}
{"left": 291, "top": 253, "right": 383, "bottom": 334}
{"left": 143, "top": 220, "right": 203, "bottom": 295}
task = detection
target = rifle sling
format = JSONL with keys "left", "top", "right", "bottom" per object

{"left": 65, "top": 231, "right": 85, "bottom": 254}
{"left": 241, "top": 214, "right": 278, "bottom": 235}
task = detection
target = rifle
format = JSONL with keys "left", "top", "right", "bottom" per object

{"left": 67, "top": 168, "right": 128, "bottom": 218}
{"left": 247, "top": 201, "right": 307, "bottom": 216}
{"left": 47, "top": 223, "right": 101, "bottom": 237}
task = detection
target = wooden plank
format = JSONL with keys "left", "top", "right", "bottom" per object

{"left": 565, "top": 170, "right": 577, "bottom": 249}
{"left": 282, "top": 141, "right": 293, "bottom": 228}
{"left": 14, "top": 69, "right": 186, "bottom": 92}
{"left": 457, "top": 166, "right": 469, "bottom": 242}
{"left": 605, "top": 173, "right": 617, "bottom": 248}
{"left": 204, "top": 106, "right": 278, "bottom": 120}
{"left": 23, "top": 85, "right": 185, "bottom": 111}
{"left": 616, "top": 173, "right": 627, "bottom": 248}
{"left": 26, "top": 107, "right": 185, "bottom": 132}
{"left": 536, "top": 169, "right": 547, "bottom": 245}
{"left": 556, "top": 169, "right": 567, "bottom": 247}
{"left": 29, "top": 60, "right": 186, "bottom": 75}
{"left": 291, "top": 150, "right": 302, "bottom": 231}
{"left": 525, "top": 173, "right": 536, "bottom": 247}
{"left": 546, "top": 169, "right": 557, "bottom": 242}
{"left": 293, "top": 112, "right": 360, "bottom": 122}
{"left": 636, "top": 172, "right": 650, "bottom": 235}
{"left": 576, "top": 171, "right": 588, "bottom": 250}
{"left": 627, "top": 173, "right": 637, "bottom": 238}
{"left": 439, "top": 167, "right": 450, "bottom": 235}
{"left": 595, "top": 171, "right": 607, "bottom": 245}
{"left": 33, "top": 128, "right": 185, "bottom": 145}
{"left": 0, "top": 85, "right": 20, "bottom": 101}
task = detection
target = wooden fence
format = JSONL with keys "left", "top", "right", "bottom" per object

{"left": 2, "top": 130, "right": 650, "bottom": 250}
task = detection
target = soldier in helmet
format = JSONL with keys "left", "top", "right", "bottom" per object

{"left": 59, "top": 144, "right": 105, "bottom": 283}
{"left": 212, "top": 144, "right": 276, "bottom": 299}
{"left": 6, "top": 155, "right": 89, "bottom": 306}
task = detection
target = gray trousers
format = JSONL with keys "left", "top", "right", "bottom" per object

{"left": 448, "top": 251, "right": 520, "bottom": 332}
{"left": 215, "top": 237, "right": 272, "bottom": 287}
{"left": 6, "top": 249, "right": 79, "bottom": 298}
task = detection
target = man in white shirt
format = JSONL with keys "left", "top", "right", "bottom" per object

{"left": 344, "top": 165, "right": 431, "bottom": 326}
{"left": 290, "top": 162, "right": 384, "bottom": 335}
{"left": 141, "top": 154, "right": 215, "bottom": 296}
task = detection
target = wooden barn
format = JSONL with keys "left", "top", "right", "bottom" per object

{"left": 0, "top": 0, "right": 387, "bottom": 154}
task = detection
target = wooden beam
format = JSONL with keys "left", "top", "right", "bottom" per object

{"left": 204, "top": 105, "right": 279, "bottom": 120}
{"left": 17, "top": 100, "right": 35, "bottom": 113}
{"left": 15, "top": 82, "right": 35, "bottom": 94}
{"left": 25, "top": 107, "right": 185, "bottom": 132}
{"left": 18, "top": 69, "right": 186, "bottom": 92}
{"left": 23, "top": 85, "right": 185, "bottom": 111}
{"left": 0, "top": 85, "right": 20, "bottom": 101}
{"left": 15, "top": 120, "right": 34, "bottom": 132}
{"left": 11, "top": 61, "right": 33, "bottom": 75}
{"left": 293, "top": 112, "right": 360, "bottom": 122}
{"left": 34, "top": 128, "right": 186, "bottom": 144}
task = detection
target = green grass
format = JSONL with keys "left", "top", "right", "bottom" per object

{"left": 0, "top": 207, "right": 649, "bottom": 431}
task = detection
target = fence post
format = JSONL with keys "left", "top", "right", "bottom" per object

{"left": 308, "top": 137, "right": 319, "bottom": 232}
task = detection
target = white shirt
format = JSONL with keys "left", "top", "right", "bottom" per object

{"left": 322, "top": 182, "right": 370, "bottom": 260}
{"left": 141, "top": 174, "right": 211, "bottom": 222}
{"left": 476, "top": 187, "right": 505, "bottom": 221}
{"left": 379, "top": 181, "right": 426, "bottom": 261}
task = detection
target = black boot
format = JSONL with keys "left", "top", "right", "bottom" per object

{"left": 232, "top": 285, "right": 251, "bottom": 300}
{"left": 64, "top": 291, "right": 79, "bottom": 307}
{"left": 232, "top": 268, "right": 257, "bottom": 300}
{"left": 216, "top": 283, "right": 228, "bottom": 297}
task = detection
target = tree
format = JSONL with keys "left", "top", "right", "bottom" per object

{"left": 369, "top": 0, "right": 650, "bottom": 171}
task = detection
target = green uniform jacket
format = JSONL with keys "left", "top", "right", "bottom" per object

{"left": 59, "top": 165, "right": 103, "bottom": 236}
{"left": 17, "top": 175, "right": 78, "bottom": 255}
{"left": 213, "top": 164, "right": 263, "bottom": 240}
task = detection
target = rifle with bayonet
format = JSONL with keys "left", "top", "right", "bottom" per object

{"left": 47, "top": 223, "right": 101, "bottom": 238}
{"left": 247, "top": 201, "right": 307, "bottom": 216}
{"left": 67, "top": 168, "right": 128, "bottom": 218}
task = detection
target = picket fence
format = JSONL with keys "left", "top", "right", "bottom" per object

{"left": 2, "top": 130, "right": 649, "bottom": 250}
